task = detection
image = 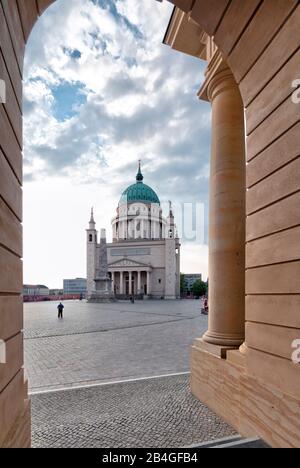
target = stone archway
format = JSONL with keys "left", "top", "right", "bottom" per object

{"left": 0, "top": 0, "right": 57, "bottom": 448}
{"left": 0, "top": 0, "right": 300, "bottom": 448}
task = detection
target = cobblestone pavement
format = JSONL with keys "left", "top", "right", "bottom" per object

{"left": 31, "top": 374, "right": 236, "bottom": 448}
{"left": 25, "top": 300, "right": 208, "bottom": 392}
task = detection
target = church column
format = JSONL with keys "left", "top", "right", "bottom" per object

{"left": 201, "top": 64, "right": 246, "bottom": 348}
{"left": 111, "top": 271, "right": 115, "bottom": 293}
{"left": 120, "top": 271, "right": 124, "bottom": 295}
{"left": 141, "top": 219, "right": 145, "bottom": 239}
{"left": 137, "top": 271, "right": 141, "bottom": 294}
{"left": 129, "top": 271, "right": 133, "bottom": 295}
{"left": 147, "top": 271, "right": 151, "bottom": 296}
{"left": 134, "top": 219, "right": 138, "bottom": 239}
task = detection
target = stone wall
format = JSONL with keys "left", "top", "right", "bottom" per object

{"left": 168, "top": 0, "right": 300, "bottom": 448}
{"left": 0, "top": 0, "right": 55, "bottom": 448}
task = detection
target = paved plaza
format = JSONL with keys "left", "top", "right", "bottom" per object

{"left": 25, "top": 300, "right": 236, "bottom": 448}
{"left": 31, "top": 374, "right": 236, "bottom": 448}
{"left": 24, "top": 299, "right": 208, "bottom": 392}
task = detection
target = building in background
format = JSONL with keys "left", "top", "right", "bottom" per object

{"left": 87, "top": 163, "right": 181, "bottom": 300}
{"left": 184, "top": 274, "right": 202, "bottom": 293}
{"left": 23, "top": 285, "right": 49, "bottom": 297}
{"left": 49, "top": 289, "right": 63, "bottom": 296}
{"left": 63, "top": 278, "right": 87, "bottom": 297}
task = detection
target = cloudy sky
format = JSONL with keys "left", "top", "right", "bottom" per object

{"left": 23, "top": 0, "right": 211, "bottom": 288}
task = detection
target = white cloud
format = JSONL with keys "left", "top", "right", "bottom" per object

{"left": 23, "top": 0, "right": 210, "bottom": 287}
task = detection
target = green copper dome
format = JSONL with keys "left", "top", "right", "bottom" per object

{"left": 119, "top": 163, "right": 160, "bottom": 206}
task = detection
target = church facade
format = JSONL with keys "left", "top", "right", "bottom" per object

{"left": 87, "top": 164, "right": 181, "bottom": 300}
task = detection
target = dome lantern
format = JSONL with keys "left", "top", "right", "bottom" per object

{"left": 119, "top": 162, "right": 160, "bottom": 206}
{"left": 136, "top": 160, "right": 144, "bottom": 183}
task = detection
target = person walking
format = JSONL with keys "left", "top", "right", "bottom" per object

{"left": 203, "top": 297, "right": 209, "bottom": 315}
{"left": 57, "top": 302, "right": 64, "bottom": 319}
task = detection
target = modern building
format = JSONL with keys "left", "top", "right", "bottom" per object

{"left": 184, "top": 274, "right": 202, "bottom": 292}
{"left": 87, "top": 163, "right": 181, "bottom": 300}
{"left": 63, "top": 278, "right": 87, "bottom": 297}
{"left": 22, "top": 285, "right": 49, "bottom": 297}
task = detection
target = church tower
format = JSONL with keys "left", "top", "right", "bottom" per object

{"left": 164, "top": 202, "right": 177, "bottom": 299}
{"left": 86, "top": 208, "right": 97, "bottom": 298}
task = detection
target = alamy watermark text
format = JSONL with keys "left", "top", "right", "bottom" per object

{"left": 0, "top": 79, "right": 6, "bottom": 104}
{"left": 0, "top": 340, "right": 6, "bottom": 364}
{"left": 292, "top": 79, "right": 300, "bottom": 104}
{"left": 291, "top": 339, "right": 300, "bottom": 364}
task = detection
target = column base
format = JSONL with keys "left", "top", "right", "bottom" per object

{"left": 191, "top": 341, "right": 300, "bottom": 448}
{"left": 194, "top": 338, "right": 237, "bottom": 359}
{"left": 190, "top": 342, "right": 254, "bottom": 439}
{"left": 203, "top": 330, "right": 244, "bottom": 347}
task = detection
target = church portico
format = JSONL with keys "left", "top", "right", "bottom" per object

{"left": 110, "top": 271, "right": 149, "bottom": 297}
{"left": 108, "top": 261, "right": 152, "bottom": 298}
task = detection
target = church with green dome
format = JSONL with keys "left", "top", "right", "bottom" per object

{"left": 86, "top": 163, "right": 181, "bottom": 300}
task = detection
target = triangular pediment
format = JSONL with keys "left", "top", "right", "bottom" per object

{"left": 108, "top": 258, "right": 150, "bottom": 269}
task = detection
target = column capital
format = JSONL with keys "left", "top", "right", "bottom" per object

{"left": 198, "top": 50, "right": 237, "bottom": 103}
{"left": 206, "top": 68, "right": 237, "bottom": 103}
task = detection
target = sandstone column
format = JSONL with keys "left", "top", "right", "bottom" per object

{"left": 138, "top": 271, "right": 141, "bottom": 294}
{"left": 202, "top": 65, "right": 246, "bottom": 347}
{"left": 129, "top": 271, "right": 133, "bottom": 295}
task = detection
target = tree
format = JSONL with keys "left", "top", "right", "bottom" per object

{"left": 192, "top": 279, "right": 207, "bottom": 298}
